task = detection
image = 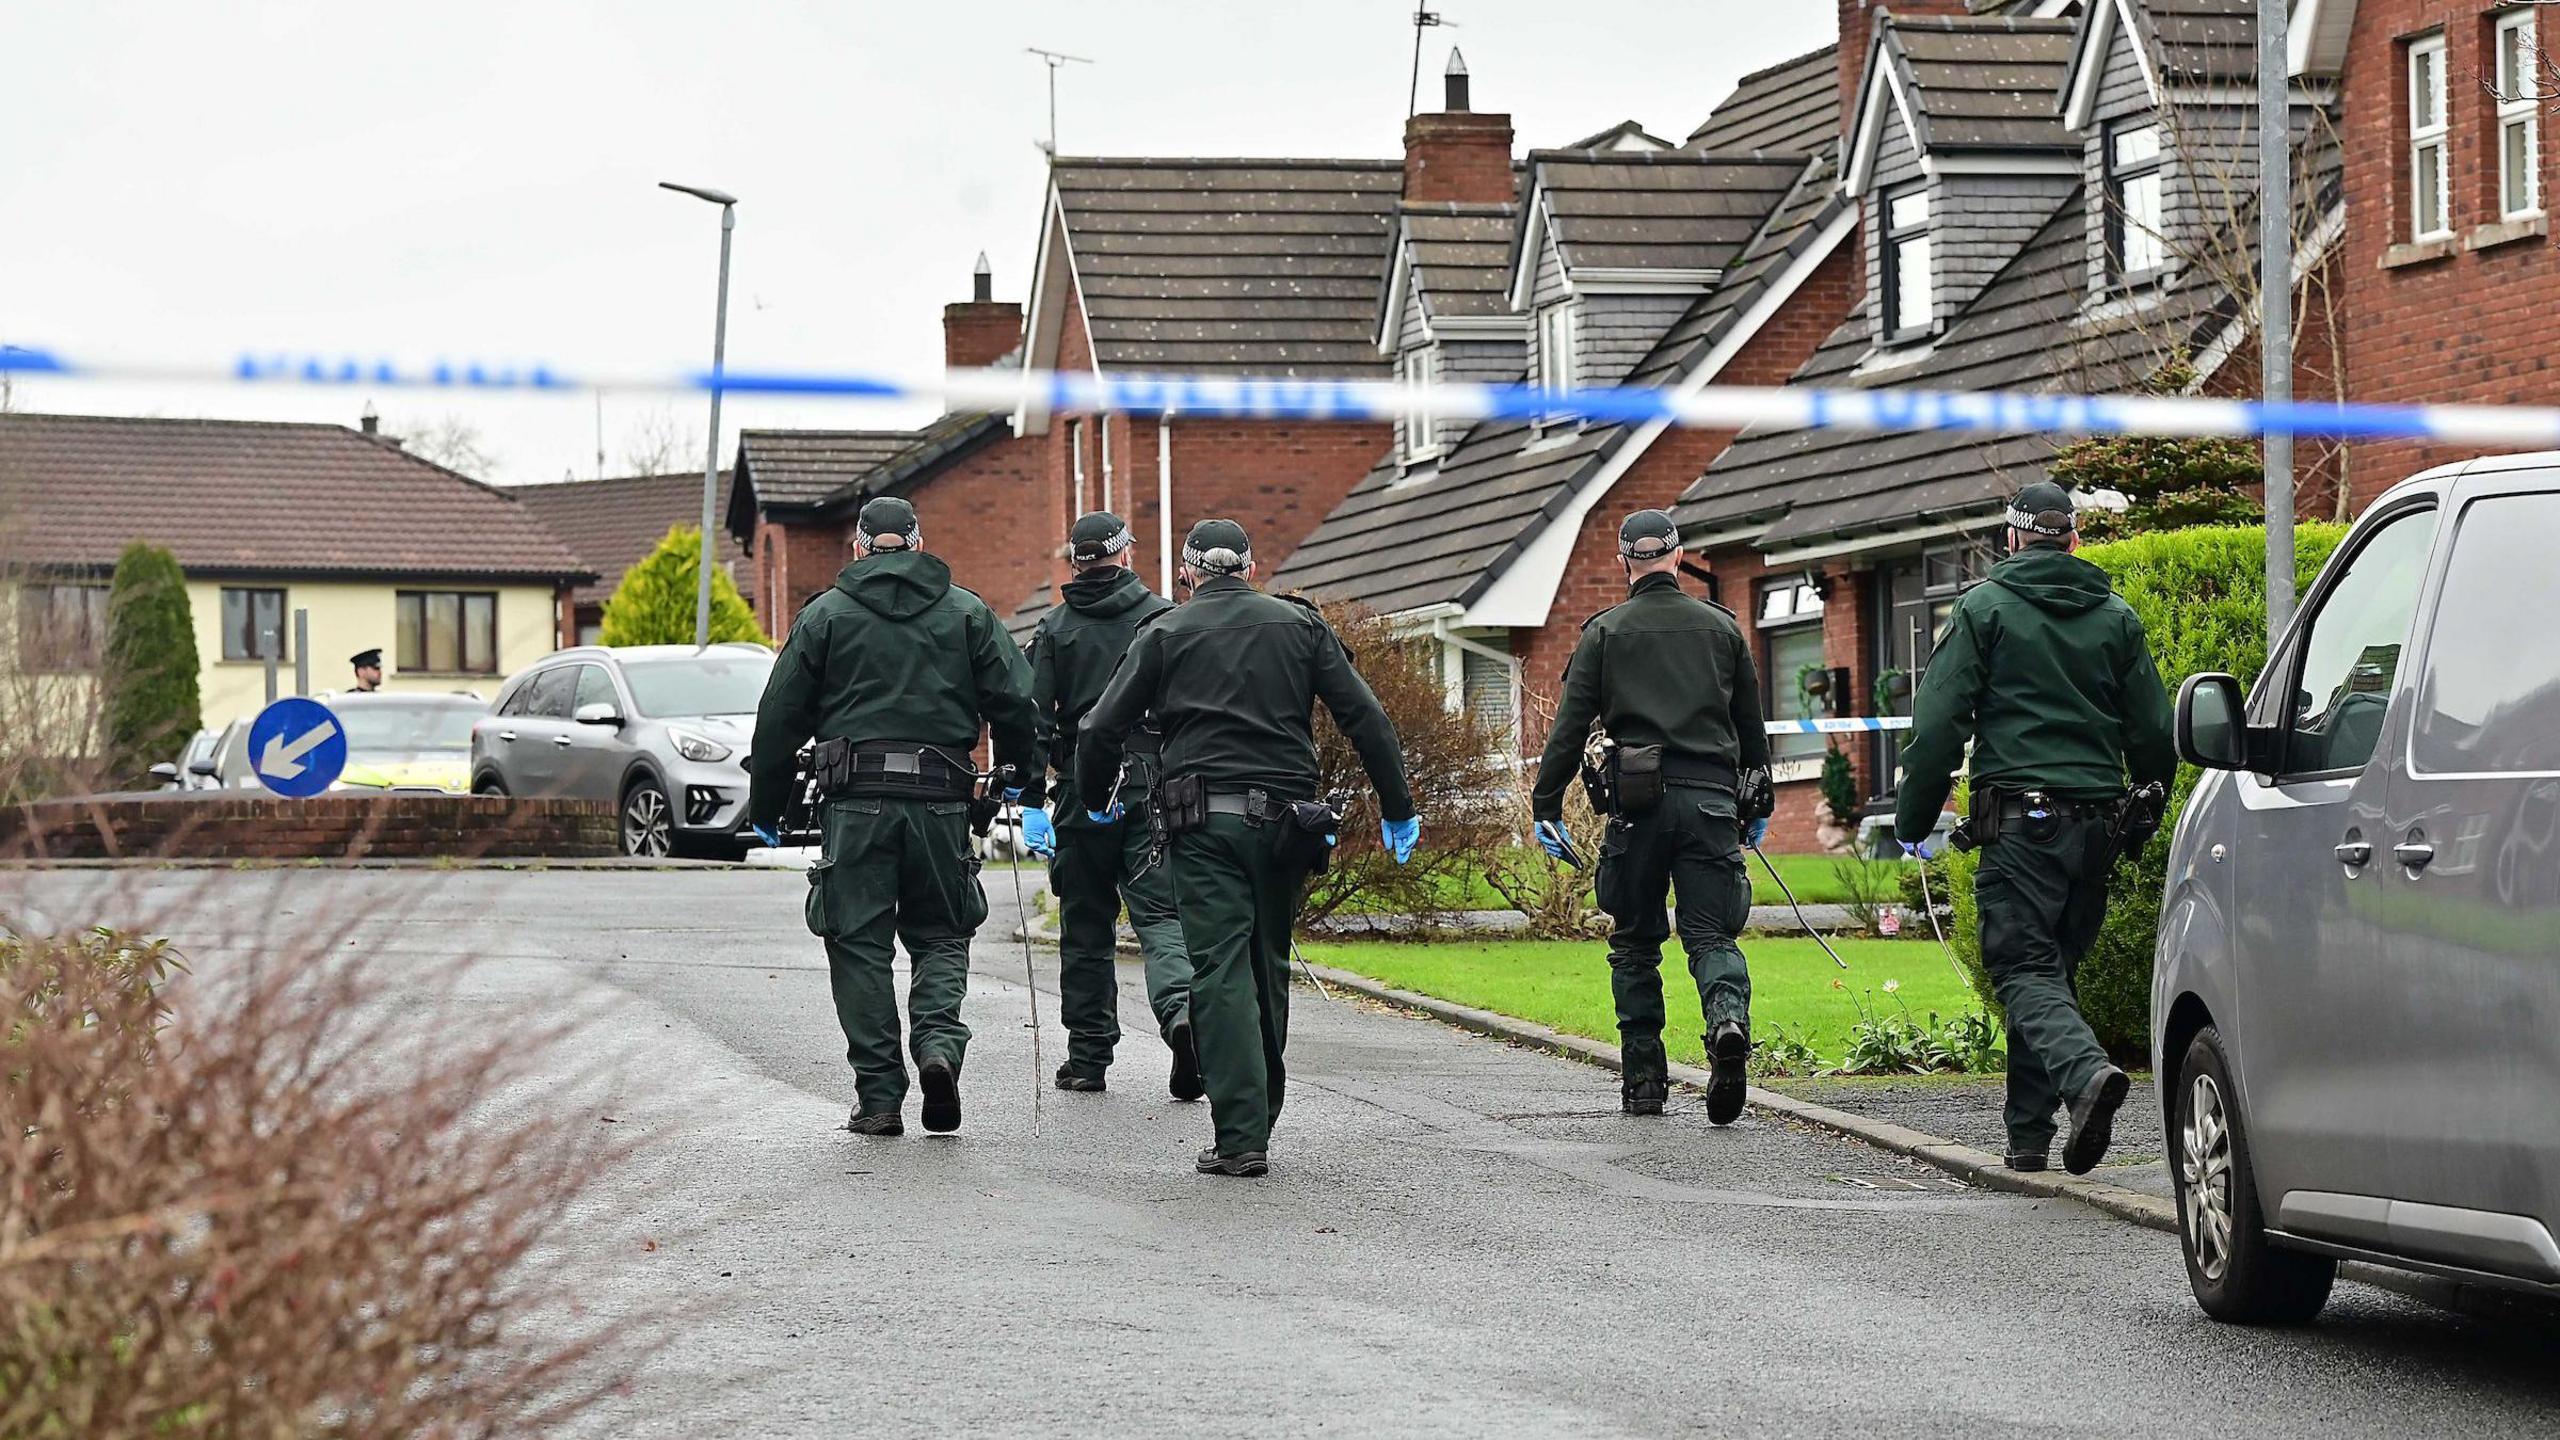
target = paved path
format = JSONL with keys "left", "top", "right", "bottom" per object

{"left": 14, "top": 869, "right": 2557, "bottom": 1438}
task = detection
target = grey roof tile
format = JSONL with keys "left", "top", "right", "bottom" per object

{"left": 1885, "top": 16, "right": 2080, "bottom": 154}
{"left": 1529, "top": 151, "right": 1809, "bottom": 277}
{"left": 1686, "top": 46, "right": 1840, "bottom": 154}
{"left": 1052, "top": 158, "right": 1403, "bottom": 377}
{"left": 512, "top": 470, "right": 742, "bottom": 605}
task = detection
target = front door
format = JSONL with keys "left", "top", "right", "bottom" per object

{"left": 2228, "top": 500, "right": 2438, "bottom": 1224}
{"left": 1869, "top": 540, "right": 1989, "bottom": 800}
{"left": 2373, "top": 477, "right": 2560, "bottom": 1255}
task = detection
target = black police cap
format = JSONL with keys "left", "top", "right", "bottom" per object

{"left": 1617, "top": 509, "right": 1681, "bottom": 561}
{"left": 1070, "top": 510, "right": 1135, "bottom": 563}
{"left": 350, "top": 648, "right": 383, "bottom": 669}
{"left": 856, "top": 495, "right": 921, "bottom": 548}
{"left": 2007, "top": 481, "right": 2077, "bottom": 537}
{"left": 1181, "top": 518, "right": 1252, "bottom": 574}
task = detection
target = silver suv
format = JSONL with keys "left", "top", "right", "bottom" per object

{"left": 2161, "top": 454, "right": 2560, "bottom": 1323}
{"left": 471, "top": 644, "right": 772, "bottom": 857}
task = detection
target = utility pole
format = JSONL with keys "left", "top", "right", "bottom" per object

{"left": 1407, "top": 9, "right": 1447, "bottom": 119}
{"left": 2259, "top": 0, "right": 2296, "bottom": 644}
{"left": 1027, "top": 47, "right": 1094, "bottom": 156}
{"left": 658, "top": 180, "right": 738, "bottom": 650}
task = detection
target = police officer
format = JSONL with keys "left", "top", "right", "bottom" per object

{"left": 1021, "top": 511, "right": 1199, "bottom": 1100}
{"left": 1077, "top": 518, "right": 1417, "bottom": 1178}
{"left": 1530, "top": 509, "right": 1771, "bottom": 1125}
{"left": 349, "top": 648, "right": 384, "bottom": 693}
{"left": 1894, "top": 481, "right": 2174, "bottom": 1176}
{"left": 748, "top": 496, "right": 1040, "bottom": 1138}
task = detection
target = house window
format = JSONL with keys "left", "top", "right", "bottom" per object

{"left": 1757, "top": 577, "right": 1828, "bottom": 764}
{"left": 220, "top": 586, "right": 287, "bottom": 661}
{"left": 1535, "top": 302, "right": 1577, "bottom": 423}
{"left": 395, "top": 590, "right": 498, "bottom": 675}
{"left": 18, "top": 583, "right": 108, "bottom": 672}
{"left": 2409, "top": 34, "right": 2452, "bottom": 240}
{"left": 2104, "top": 122, "right": 2168, "bottom": 282}
{"left": 1880, "top": 186, "right": 1933, "bottom": 342}
{"left": 1068, "top": 419, "right": 1088, "bottom": 516}
{"left": 2497, "top": 11, "right": 2543, "bottom": 219}
{"left": 1400, "top": 347, "right": 1441, "bottom": 462}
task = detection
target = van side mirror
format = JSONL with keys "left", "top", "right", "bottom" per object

{"left": 573, "top": 701, "right": 624, "bottom": 727}
{"left": 2178, "top": 673, "right": 2250, "bottom": 771}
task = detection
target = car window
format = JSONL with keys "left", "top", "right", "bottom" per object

{"left": 2413, "top": 490, "right": 2560, "bottom": 774}
{"left": 497, "top": 681, "right": 529, "bottom": 717}
{"left": 329, "top": 700, "right": 483, "bottom": 753}
{"left": 2281, "top": 506, "right": 2436, "bottom": 778}
{"left": 620, "top": 653, "right": 773, "bottom": 718}
{"left": 522, "top": 667, "right": 578, "bottom": 720}
{"left": 574, "top": 665, "right": 619, "bottom": 713}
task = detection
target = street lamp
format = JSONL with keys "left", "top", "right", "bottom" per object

{"left": 659, "top": 180, "right": 737, "bottom": 650}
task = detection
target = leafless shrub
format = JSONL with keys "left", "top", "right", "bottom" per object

{"left": 0, "top": 925, "right": 646, "bottom": 1436}
{"left": 1298, "top": 601, "right": 1507, "bottom": 929}
{"left": 1479, "top": 684, "right": 1606, "bottom": 940}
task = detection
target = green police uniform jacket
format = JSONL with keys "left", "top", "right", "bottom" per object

{"left": 1075, "top": 575, "right": 1416, "bottom": 821}
{"left": 1892, "top": 546, "right": 2175, "bottom": 843}
{"left": 1027, "top": 565, "right": 1174, "bottom": 819}
{"left": 747, "top": 550, "right": 1040, "bottom": 824}
{"left": 1531, "top": 570, "right": 1771, "bottom": 822}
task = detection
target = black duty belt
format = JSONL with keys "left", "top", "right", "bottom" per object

{"left": 839, "top": 740, "right": 974, "bottom": 800}
{"left": 1204, "top": 790, "right": 1302, "bottom": 823}
{"left": 1660, "top": 754, "right": 1739, "bottom": 790}
{"left": 1987, "top": 790, "right": 2116, "bottom": 822}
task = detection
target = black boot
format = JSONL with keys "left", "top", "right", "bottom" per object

{"left": 1706, "top": 1021, "right": 1750, "bottom": 1126}
{"left": 1196, "top": 1146, "right": 1269, "bottom": 1178}
{"left": 2062, "top": 1065, "right": 2130, "bottom": 1175}
{"left": 1168, "top": 1018, "right": 1205, "bottom": 1102}
{"left": 1621, "top": 1034, "right": 1669, "bottom": 1115}
{"left": 2003, "top": 1147, "right": 2049, "bottom": 1173}
{"left": 1054, "top": 1065, "right": 1106, "bottom": 1093}
{"left": 919, "top": 1056, "right": 963, "bottom": 1134}
{"left": 845, "top": 1109, "right": 904, "bottom": 1137}
{"left": 1622, "top": 1074, "right": 1669, "bottom": 1116}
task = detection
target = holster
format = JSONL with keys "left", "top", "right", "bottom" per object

{"left": 809, "top": 736, "right": 855, "bottom": 798}
{"left": 1272, "top": 792, "right": 1344, "bottom": 876}
{"left": 1612, "top": 743, "right": 1665, "bottom": 816}
{"left": 1156, "top": 773, "right": 1208, "bottom": 836}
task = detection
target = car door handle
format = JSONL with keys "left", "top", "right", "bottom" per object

{"left": 498, "top": 730, "right": 518, "bottom": 743}
{"left": 2393, "top": 838, "right": 2436, "bottom": 871}
{"left": 552, "top": 735, "right": 574, "bottom": 748}
{"left": 2334, "top": 839, "right": 2372, "bottom": 867}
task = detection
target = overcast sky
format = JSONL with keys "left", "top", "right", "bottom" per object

{"left": 3, "top": 1, "right": 1835, "bottom": 486}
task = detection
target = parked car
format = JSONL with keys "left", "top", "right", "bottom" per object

{"left": 470, "top": 644, "right": 772, "bottom": 858}
{"left": 2158, "top": 453, "right": 2560, "bottom": 1323}
{"left": 187, "top": 718, "right": 261, "bottom": 790}
{"left": 150, "top": 728, "right": 220, "bottom": 790}
{"left": 325, "top": 691, "right": 487, "bottom": 794}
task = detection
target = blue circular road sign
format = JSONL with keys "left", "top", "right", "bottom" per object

{"left": 247, "top": 696, "right": 349, "bottom": 798}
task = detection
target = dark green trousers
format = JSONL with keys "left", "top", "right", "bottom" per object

{"left": 805, "top": 794, "right": 988, "bottom": 1115}
{"left": 1050, "top": 800, "right": 1191, "bottom": 1077}
{"left": 1595, "top": 783, "right": 1753, "bottom": 1083}
{"left": 1974, "top": 814, "right": 2114, "bottom": 1151}
{"left": 1166, "top": 814, "right": 1301, "bottom": 1156}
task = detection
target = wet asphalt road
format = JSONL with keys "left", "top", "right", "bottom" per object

{"left": 16, "top": 868, "right": 2560, "bottom": 1438}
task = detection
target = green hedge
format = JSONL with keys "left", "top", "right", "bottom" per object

{"left": 102, "top": 542, "right": 201, "bottom": 790}
{"left": 1941, "top": 523, "right": 2346, "bottom": 1057}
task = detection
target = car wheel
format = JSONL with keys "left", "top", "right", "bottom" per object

{"left": 2176, "top": 1027, "right": 2335, "bottom": 1324}
{"left": 620, "top": 777, "right": 674, "bottom": 858}
{"left": 473, "top": 775, "right": 508, "bottom": 797}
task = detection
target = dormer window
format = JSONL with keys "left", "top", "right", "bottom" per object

{"left": 2103, "top": 122, "right": 2167, "bottom": 285}
{"left": 1535, "top": 301, "right": 1578, "bottom": 423}
{"left": 1400, "top": 347, "right": 1441, "bottom": 463}
{"left": 2409, "top": 34, "right": 2452, "bottom": 241}
{"left": 1880, "top": 185, "right": 1933, "bottom": 343}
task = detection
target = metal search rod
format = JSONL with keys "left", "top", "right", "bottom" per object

{"left": 1750, "top": 843, "right": 1849, "bottom": 971}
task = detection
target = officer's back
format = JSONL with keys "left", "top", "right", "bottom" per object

{"left": 1569, "top": 575, "right": 1756, "bottom": 768}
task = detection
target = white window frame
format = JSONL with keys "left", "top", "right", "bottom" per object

{"left": 1068, "top": 418, "right": 1087, "bottom": 516}
{"left": 1400, "top": 346, "right": 1441, "bottom": 462}
{"left": 1535, "top": 301, "right": 1577, "bottom": 425}
{"left": 1880, "top": 184, "right": 1934, "bottom": 343}
{"left": 2497, "top": 11, "right": 2543, "bottom": 220}
{"left": 2103, "top": 121, "right": 2169, "bottom": 285}
{"left": 2410, "top": 33, "right": 2453, "bottom": 241}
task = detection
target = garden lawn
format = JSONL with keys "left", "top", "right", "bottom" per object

{"left": 1349, "top": 850, "right": 1871, "bottom": 914}
{"left": 1299, "top": 935, "right": 1978, "bottom": 1071}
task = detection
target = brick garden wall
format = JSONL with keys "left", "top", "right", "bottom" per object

{"left": 0, "top": 794, "right": 618, "bottom": 862}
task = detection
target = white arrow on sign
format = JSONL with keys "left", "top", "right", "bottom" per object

{"left": 258, "top": 718, "right": 340, "bottom": 779}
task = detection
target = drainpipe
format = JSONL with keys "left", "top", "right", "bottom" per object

{"left": 1157, "top": 412, "right": 1174, "bottom": 595}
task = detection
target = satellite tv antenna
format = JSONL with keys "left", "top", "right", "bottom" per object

{"left": 1027, "top": 47, "right": 1096, "bottom": 156}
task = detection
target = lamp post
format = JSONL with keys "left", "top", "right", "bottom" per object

{"left": 659, "top": 180, "right": 737, "bottom": 649}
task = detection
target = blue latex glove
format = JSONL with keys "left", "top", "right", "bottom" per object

{"left": 1745, "top": 817, "right": 1769, "bottom": 849}
{"left": 1534, "top": 820, "right": 1573, "bottom": 861}
{"left": 1381, "top": 814, "right": 1421, "bottom": 865}
{"left": 1086, "top": 802, "right": 1123, "bottom": 825}
{"left": 1900, "top": 838, "right": 1936, "bottom": 860}
{"left": 750, "top": 822, "right": 780, "bottom": 847}
{"left": 1021, "top": 808, "right": 1057, "bottom": 858}
{"left": 1002, "top": 787, "right": 1024, "bottom": 805}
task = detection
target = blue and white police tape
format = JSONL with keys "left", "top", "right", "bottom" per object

{"left": 1765, "top": 716, "right": 1911, "bottom": 735}
{"left": 10, "top": 343, "right": 2560, "bottom": 446}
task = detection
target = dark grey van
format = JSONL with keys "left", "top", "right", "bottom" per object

{"left": 2159, "top": 455, "right": 2560, "bottom": 1322}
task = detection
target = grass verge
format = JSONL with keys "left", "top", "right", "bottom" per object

{"left": 1299, "top": 934, "right": 1977, "bottom": 1069}
{"left": 1339, "top": 850, "right": 1872, "bottom": 915}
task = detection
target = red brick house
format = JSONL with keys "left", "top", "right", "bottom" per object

{"left": 2296, "top": 0, "right": 2560, "bottom": 502}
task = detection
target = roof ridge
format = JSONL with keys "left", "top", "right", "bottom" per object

{"left": 0, "top": 411, "right": 349, "bottom": 432}
{"left": 1884, "top": 14, "right": 2078, "bottom": 32}
{"left": 1049, "top": 156, "right": 1402, "bottom": 172}
{"left": 1726, "top": 42, "right": 1839, "bottom": 87}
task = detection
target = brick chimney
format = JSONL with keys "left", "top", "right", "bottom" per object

{"left": 1403, "top": 48, "right": 1515, "bottom": 205}
{"left": 1838, "top": 1, "right": 1972, "bottom": 138}
{"left": 942, "top": 252, "right": 1022, "bottom": 372}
